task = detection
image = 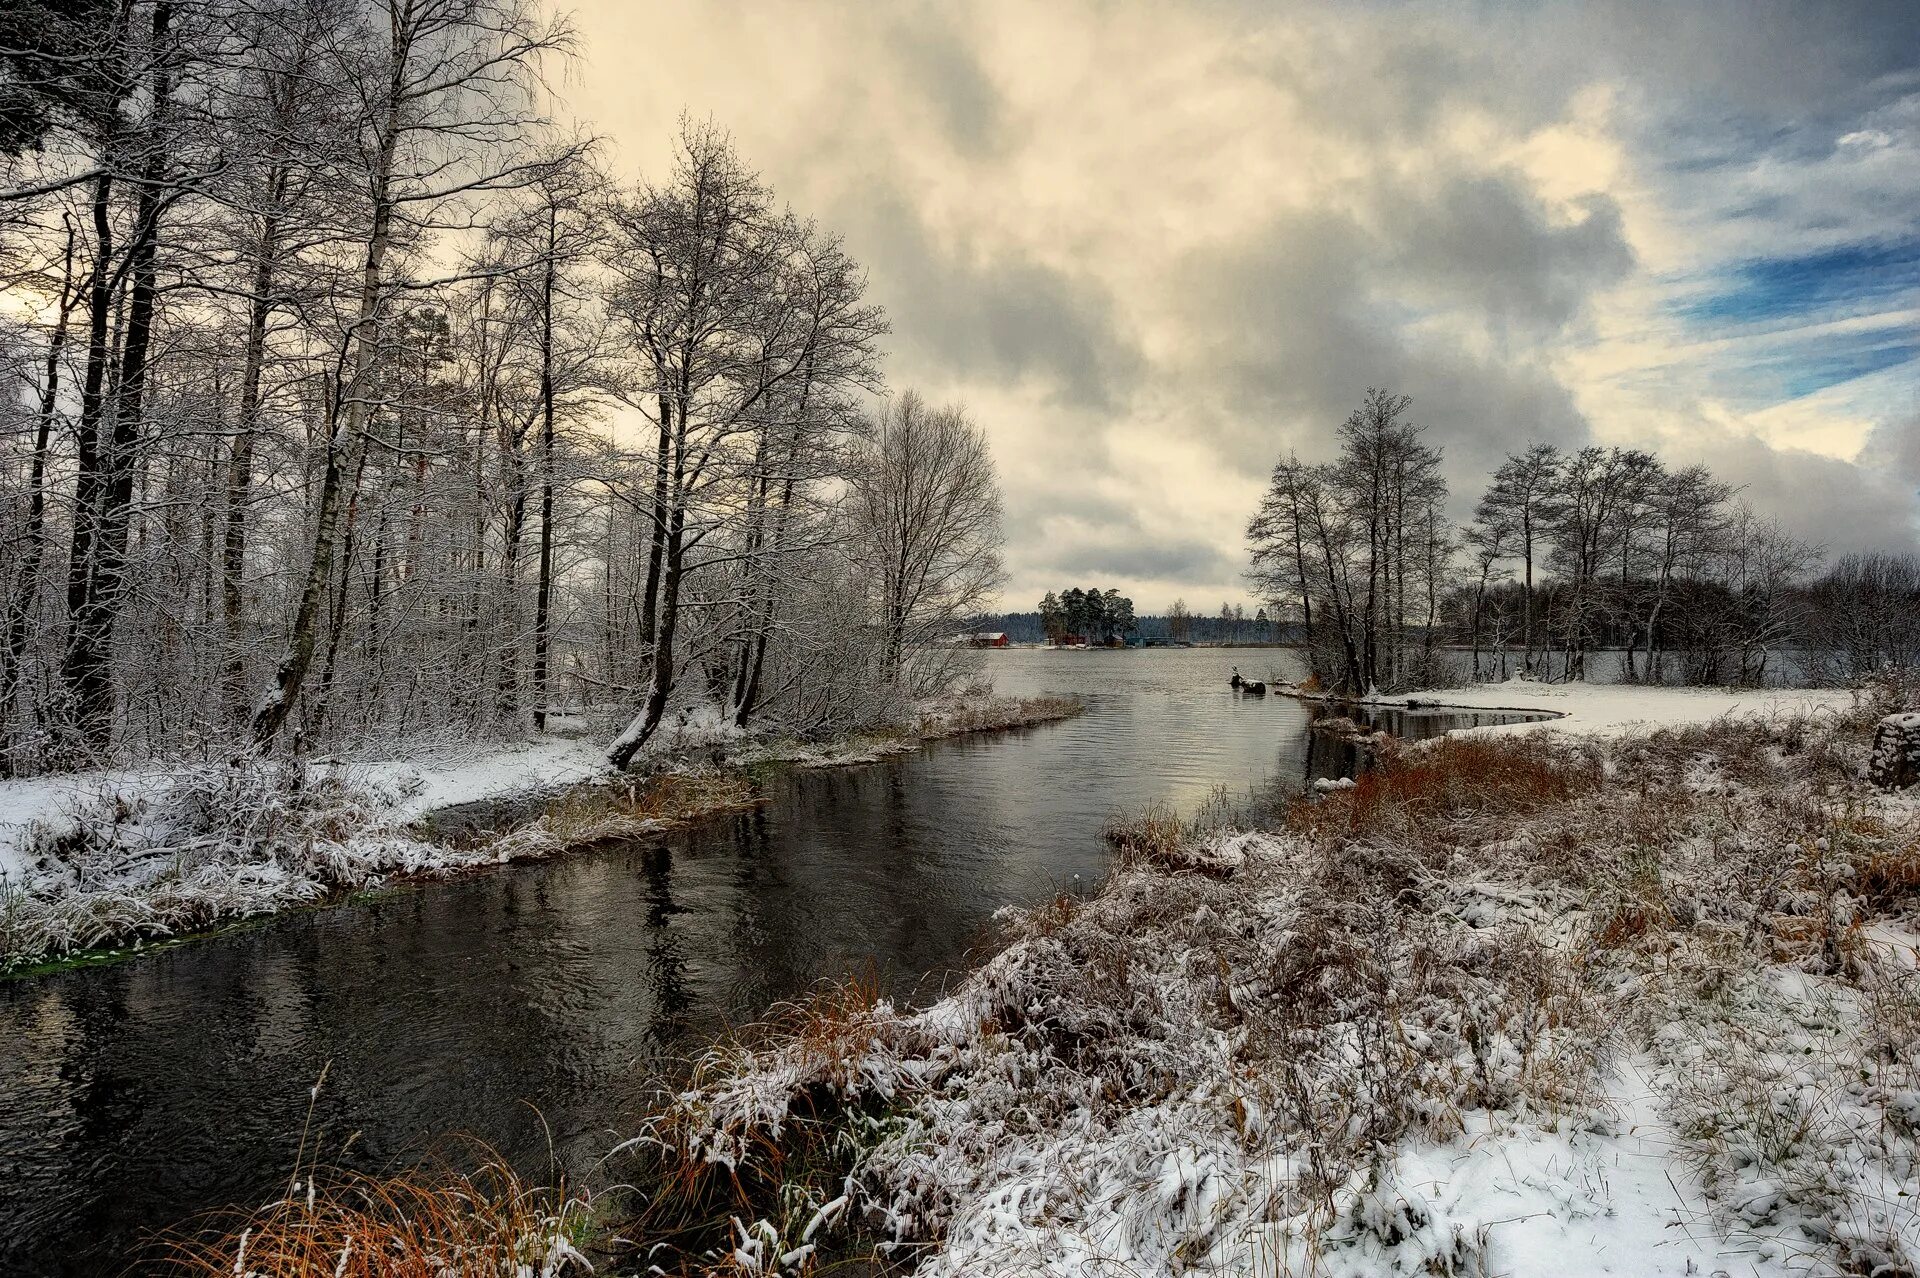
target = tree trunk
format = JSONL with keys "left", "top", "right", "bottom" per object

{"left": 638, "top": 395, "right": 671, "bottom": 647}
{"left": 65, "top": 1, "right": 174, "bottom": 751}
{"left": 0, "top": 222, "right": 77, "bottom": 768}
{"left": 609, "top": 504, "right": 685, "bottom": 770}
{"left": 221, "top": 198, "right": 283, "bottom": 722}
{"left": 252, "top": 123, "right": 397, "bottom": 747}
{"left": 531, "top": 218, "right": 557, "bottom": 731}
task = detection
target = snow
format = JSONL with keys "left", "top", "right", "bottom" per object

{"left": 0, "top": 769, "right": 160, "bottom": 883}
{"left": 0, "top": 691, "right": 1080, "bottom": 971}
{"left": 647, "top": 700, "right": 1918, "bottom": 1276}
{"left": 337, "top": 735, "right": 613, "bottom": 824}
{"left": 1374, "top": 677, "right": 1857, "bottom": 739}
{"left": 0, "top": 737, "right": 612, "bottom": 889}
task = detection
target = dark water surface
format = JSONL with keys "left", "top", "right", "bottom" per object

{"left": 0, "top": 649, "right": 1540, "bottom": 1273}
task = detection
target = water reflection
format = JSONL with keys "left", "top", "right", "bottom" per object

{"left": 0, "top": 648, "right": 1543, "bottom": 1272}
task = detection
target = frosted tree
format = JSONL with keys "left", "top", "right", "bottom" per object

{"left": 847, "top": 391, "right": 1004, "bottom": 685}
{"left": 251, "top": 0, "right": 573, "bottom": 748}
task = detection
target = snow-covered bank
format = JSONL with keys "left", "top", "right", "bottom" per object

{"left": 0, "top": 692, "right": 1079, "bottom": 975}
{"left": 1294, "top": 675, "right": 1857, "bottom": 738}
{"left": 635, "top": 699, "right": 1920, "bottom": 1275}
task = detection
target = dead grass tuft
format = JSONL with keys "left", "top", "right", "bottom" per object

{"left": 1287, "top": 734, "right": 1604, "bottom": 842}
{"left": 1103, "top": 802, "right": 1188, "bottom": 871}
{"left": 540, "top": 771, "right": 758, "bottom": 845}
{"left": 616, "top": 972, "right": 912, "bottom": 1272}
{"left": 147, "top": 1154, "right": 591, "bottom": 1278}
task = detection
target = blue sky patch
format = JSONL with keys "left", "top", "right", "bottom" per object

{"left": 1682, "top": 238, "right": 1920, "bottom": 328}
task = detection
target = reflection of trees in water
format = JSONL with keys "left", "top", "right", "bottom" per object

{"left": 683, "top": 762, "right": 1013, "bottom": 1017}
{"left": 639, "top": 842, "right": 692, "bottom": 1048}
{"left": 1303, "top": 706, "right": 1373, "bottom": 785}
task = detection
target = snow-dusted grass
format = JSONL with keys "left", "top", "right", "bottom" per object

{"left": 736, "top": 692, "right": 1082, "bottom": 769}
{"left": 0, "top": 691, "right": 1082, "bottom": 976}
{"left": 626, "top": 702, "right": 1920, "bottom": 1276}
{"left": 0, "top": 758, "right": 587, "bottom": 974}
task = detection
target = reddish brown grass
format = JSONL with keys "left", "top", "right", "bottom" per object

{"left": 1104, "top": 802, "right": 1188, "bottom": 871}
{"left": 146, "top": 1155, "right": 588, "bottom": 1277}
{"left": 1812, "top": 808, "right": 1920, "bottom": 910}
{"left": 1287, "top": 735, "right": 1604, "bottom": 841}
{"left": 617, "top": 972, "right": 905, "bottom": 1271}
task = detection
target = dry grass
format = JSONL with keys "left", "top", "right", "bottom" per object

{"left": 612, "top": 709, "right": 1920, "bottom": 1274}
{"left": 613, "top": 972, "right": 913, "bottom": 1273}
{"left": 1285, "top": 733, "right": 1605, "bottom": 843}
{"left": 538, "top": 771, "right": 759, "bottom": 846}
{"left": 146, "top": 1154, "right": 592, "bottom": 1278}
{"left": 916, "top": 693, "right": 1081, "bottom": 738}
{"left": 1102, "top": 801, "right": 1188, "bottom": 871}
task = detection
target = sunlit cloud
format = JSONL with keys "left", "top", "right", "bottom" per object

{"left": 563, "top": 0, "right": 1920, "bottom": 610}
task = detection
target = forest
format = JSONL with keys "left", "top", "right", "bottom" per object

{"left": 0, "top": 0, "right": 1006, "bottom": 780}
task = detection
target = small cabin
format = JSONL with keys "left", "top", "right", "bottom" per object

{"left": 968, "top": 632, "right": 1011, "bottom": 648}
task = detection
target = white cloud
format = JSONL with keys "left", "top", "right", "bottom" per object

{"left": 566, "top": 0, "right": 1920, "bottom": 608}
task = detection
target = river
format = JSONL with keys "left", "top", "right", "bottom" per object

{"left": 0, "top": 648, "right": 1540, "bottom": 1273}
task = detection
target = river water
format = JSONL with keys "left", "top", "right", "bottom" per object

{"left": 0, "top": 648, "right": 1540, "bottom": 1273}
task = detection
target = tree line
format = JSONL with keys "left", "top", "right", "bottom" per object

{"left": 1248, "top": 388, "right": 1912, "bottom": 693}
{"left": 0, "top": 0, "right": 1003, "bottom": 776}
{"left": 1038, "top": 587, "right": 1135, "bottom": 645}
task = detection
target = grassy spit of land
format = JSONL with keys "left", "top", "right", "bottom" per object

{"left": 0, "top": 692, "right": 1081, "bottom": 978}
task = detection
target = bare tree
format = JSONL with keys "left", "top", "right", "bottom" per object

{"left": 251, "top": 0, "right": 572, "bottom": 748}
{"left": 601, "top": 122, "right": 879, "bottom": 767}
{"left": 1473, "top": 443, "right": 1560, "bottom": 675}
{"left": 848, "top": 391, "right": 1004, "bottom": 686}
{"left": 1633, "top": 463, "right": 1732, "bottom": 681}
{"left": 1247, "top": 452, "right": 1316, "bottom": 637}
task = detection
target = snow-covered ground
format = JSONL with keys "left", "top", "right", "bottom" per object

{"left": 1383, "top": 676, "right": 1858, "bottom": 738}
{"left": 0, "top": 734, "right": 615, "bottom": 889}
{"left": 642, "top": 690, "right": 1919, "bottom": 1276}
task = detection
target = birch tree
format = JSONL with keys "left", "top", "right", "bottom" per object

{"left": 250, "top": 0, "right": 572, "bottom": 748}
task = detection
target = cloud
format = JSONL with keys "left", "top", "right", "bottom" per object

{"left": 842, "top": 191, "right": 1135, "bottom": 412}
{"left": 567, "top": 0, "right": 1920, "bottom": 607}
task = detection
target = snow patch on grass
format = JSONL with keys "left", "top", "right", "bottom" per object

{"left": 1354, "top": 676, "right": 1859, "bottom": 739}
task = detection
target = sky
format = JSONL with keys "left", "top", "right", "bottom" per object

{"left": 559, "top": 0, "right": 1920, "bottom": 614}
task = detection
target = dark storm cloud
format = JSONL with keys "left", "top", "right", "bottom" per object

{"left": 1383, "top": 181, "right": 1635, "bottom": 335}
{"left": 836, "top": 190, "right": 1135, "bottom": 411}
{"left": 1538, "top": 0, "right": 1920, "bottom": 120}
{"left": 1174, "top": 189, "right": 1611, "bottom": 488}
{"left": 1860, "top": 415, "right": 1920, "bottom": 507}
{"left": 1690, "top": 431, "right": 1920, "bottom": 556}
{"left": 886, "top": 16, "right": 1006, "bottom": 158}
{"left": 1046, "top": 534, "right": 1240, "bottom": 586}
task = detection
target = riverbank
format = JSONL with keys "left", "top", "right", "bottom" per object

{"left": 608, "top": 681, "right": 1918, "bottom": 1275}
{"left": 0, "top": 691, "right": 1080, "bottom": 977}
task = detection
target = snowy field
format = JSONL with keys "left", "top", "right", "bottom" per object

{"left": 636, "top": 681, "right": 1920, "bottom": 1276}
{"left": 1384, "top": 676, "right": 1857, "bottom": 739}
